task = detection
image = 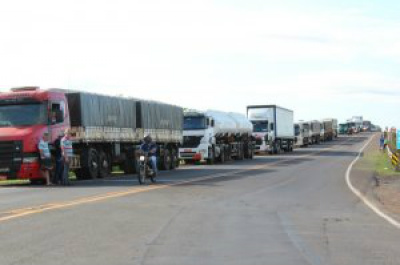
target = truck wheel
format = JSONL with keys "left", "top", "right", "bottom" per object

{"left": 207, "top": 147, "right": 215, "bottom": 165}
{"left": 161, "top": 149, "right": 171, "bottom": 170}
{"left": 82, "top": 148, "right": 99, "bottom": 179}
{"left": 171, "top": 149, "right": 178, "bottom": 169}
{"left": 98, "top": 150, "right": 111, "bottom": 178}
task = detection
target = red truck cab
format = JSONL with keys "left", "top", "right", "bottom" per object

{"left": 0, "top": 87, "right": 70, "bottom": 181}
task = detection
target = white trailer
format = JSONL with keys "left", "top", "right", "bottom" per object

{"left": 179, "top": 110, "right": 254, "bottom": 164}
{"left": 247, "top": 105, "right": 295, "bottom": 154}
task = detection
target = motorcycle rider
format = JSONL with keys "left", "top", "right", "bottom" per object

{"left": 140, "top": 134, "right": 158, "bottom": 176}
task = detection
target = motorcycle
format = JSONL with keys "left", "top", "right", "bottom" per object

{"left": 138, "top": 152, "right": 156, "bottom": 185}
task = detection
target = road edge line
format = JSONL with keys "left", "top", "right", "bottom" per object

{"left": 345, "top": 134, "right": 400, "bottom": 229}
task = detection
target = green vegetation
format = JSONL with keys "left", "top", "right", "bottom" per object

{"left": 0, "top": 179, "right": 30, "bottom": 186}
{"left": 363, "top": 148, "right": 400, "bottom": 178}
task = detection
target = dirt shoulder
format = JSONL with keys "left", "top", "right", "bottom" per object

{"left": 352, "top": 133, "right": 400, "bottom": 220}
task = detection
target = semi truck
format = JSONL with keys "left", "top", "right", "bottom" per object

{"left": 362, "top": 120, "right": 372, "bottom": 132}
{"left": 321, "top": 119, "right": 334, "bottom": 141}
{"left": 0, "top": 87, "right": 183, "bottom": 183}
{"left": 247, "top": 105, "right": 295, "bottom": 154}
{"left": 308, "top": 120, "right": 321, "bottom": 144}
{"left": 339, "top": 123, "right": 350, "bottom": 134}
{"left": 179, "top": 110, "right": 254, "bottom": 163}
{"left": 294, "top": 121, "right": 309, "bottom": 147}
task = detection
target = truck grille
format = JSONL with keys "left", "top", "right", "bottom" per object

{"left": 183, "top": 136, "right": 202, "bottom": 148}
{"left": 0, "top": 141, "right": 23, "bottom": 177}
{"left": 255, "top": 139, "right": 263, "bottom": 145}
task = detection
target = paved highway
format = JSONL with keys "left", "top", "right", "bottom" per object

{"left": 0, "top": 134, "right": 399, "bottom": 265}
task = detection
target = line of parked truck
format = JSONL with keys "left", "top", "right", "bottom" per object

{"left": 338, "top": 116, "right": 381, "bottom": 135}
{"left": 294, "top": 119, "right": 338, "bottom": 148}
{"left": 0, "top": 87, "right": 342, "bottom": 183}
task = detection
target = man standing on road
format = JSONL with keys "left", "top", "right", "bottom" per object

{"left": 140, "top": 134, "right": 158, "bottom": 177}
{"left": 54, "top": 131, "right": 64, "bottom": 184}
{"left": 380, "top": 134, "right": 385, "bottom": 151}
{"left": 38, "top": 132, "right": 53, "bottom": 186}
{"left": 61, "top": 129, "right": 73, "bottom": 185}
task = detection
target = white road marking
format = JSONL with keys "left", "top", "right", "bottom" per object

{"left": 346, "top": 135, "right": 400, "bottom": 229}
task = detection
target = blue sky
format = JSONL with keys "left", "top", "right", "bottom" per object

{"left": 0, "top": 0, "right": 398, "bottom": 128}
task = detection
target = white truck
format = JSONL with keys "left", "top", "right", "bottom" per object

{"left": 294, "top": 121, "right": 310, "bottom": 147}
{"left": 350, "top": 116, "right": 363, "bottom": 133}
{"left": 179, "top": 110, "right": 254, "bottom": 164}
{"left": 247, "top": 105, "right": 295, "bottom": 154}
{"left": 309, "top": 120, "right": 322, "bottom": 144}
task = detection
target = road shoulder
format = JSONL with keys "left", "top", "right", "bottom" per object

{"left": 351, "top": 134, "right": 400, "bottom": 222}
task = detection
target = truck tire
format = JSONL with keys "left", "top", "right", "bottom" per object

{"left": 81, "top": 148, "right": 99, "bottom": 179}
{"left": 207, "top": 147, "right": 215, "bottom": 165}
{"left": 171, "top": 149, "right": 178, "bottom": 169}
{"left": 161, "top": 149, "right": 171, "bottom": 170}
{"left": 98, "top": 150, "right": 111, "bottom": 178}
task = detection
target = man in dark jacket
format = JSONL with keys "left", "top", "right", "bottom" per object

{"left": 54, "top": 131, "right": 64, "bottom": 185}
{"left": 140, "top": 134, "right": 158, "bottom": 176}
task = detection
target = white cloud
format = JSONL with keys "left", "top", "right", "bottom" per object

{"left": 0, "top": 0, "right": 398, "bottom": 127}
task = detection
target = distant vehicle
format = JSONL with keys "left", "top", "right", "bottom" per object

{"left": 247, "top": 105, "right": 295, "bottom": 154}
{"left": 321, "top": 119, "right": 334, "bottom": 141}
{"left": 0, "top": 87, "right": 183, "bottom": 183}
{"left": 362, "top": 120, "right": 372, "bottom": 132}
{"left": 348, "top": 122, "right": 359, "bottom": 133}
{"left": 309, "top": 120, "right": 322, "bottom": 144}
{"left": 371, "top": 124, "right": 382, "bottom": 132}
{"left": 339, "top": 123, "right": 349, "bottom": 134}
{"left": 294, "top": 122, "right": 309, "bottom": 147}
{"left": 348, "top": 116, "right": 363, "bottom": 132}
{"left": 179, "top": 110, "right": 254, "bottom": 164}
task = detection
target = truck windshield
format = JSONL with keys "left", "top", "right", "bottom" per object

{"left": 0, "top": 103, "right": 47, "bottom": 127}
{"left": 252, "top": 121, "right": 268, "bottom": 133}
{"left": 184, "top": 116, "right": 206, "bottom": 130}
{"left": 294, "top": 125, "right": 300, "bottom": 136}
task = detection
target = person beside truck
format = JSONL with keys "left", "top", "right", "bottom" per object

{"left": 60, "top": 129, "right": 73, "bottom": 185}
{"left": 54, "top": 131, "right": 65, "bottom": 185}
{"left": 38, "top": 132, "right": 53, "bottom": 185}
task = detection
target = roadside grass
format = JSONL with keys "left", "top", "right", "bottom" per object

{"left": 0, "top": 179, "right": 30, "bottom": 186}
{"left": 362, "top": 148, "right": 400, "bottom": 178}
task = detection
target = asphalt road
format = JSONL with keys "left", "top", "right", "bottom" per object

{"left": 0, "top": 134, "right": 399, "bottom": 265}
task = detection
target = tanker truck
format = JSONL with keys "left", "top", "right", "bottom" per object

{"left": 179, "top": 110, "right": 254, "bottom": 164}
{"left": 0, "top": 87, "right": 183, "bottom": 183}
{"left": 247, "top": 105, "right": 295, "bottom": 154}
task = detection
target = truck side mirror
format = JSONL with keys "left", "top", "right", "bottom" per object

{"left": 211, "top": 120, "right": 215, "bottom": 127}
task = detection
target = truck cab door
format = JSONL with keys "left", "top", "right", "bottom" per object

{"left": 48, "top": 101, "right": 67, "bottom": 143}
